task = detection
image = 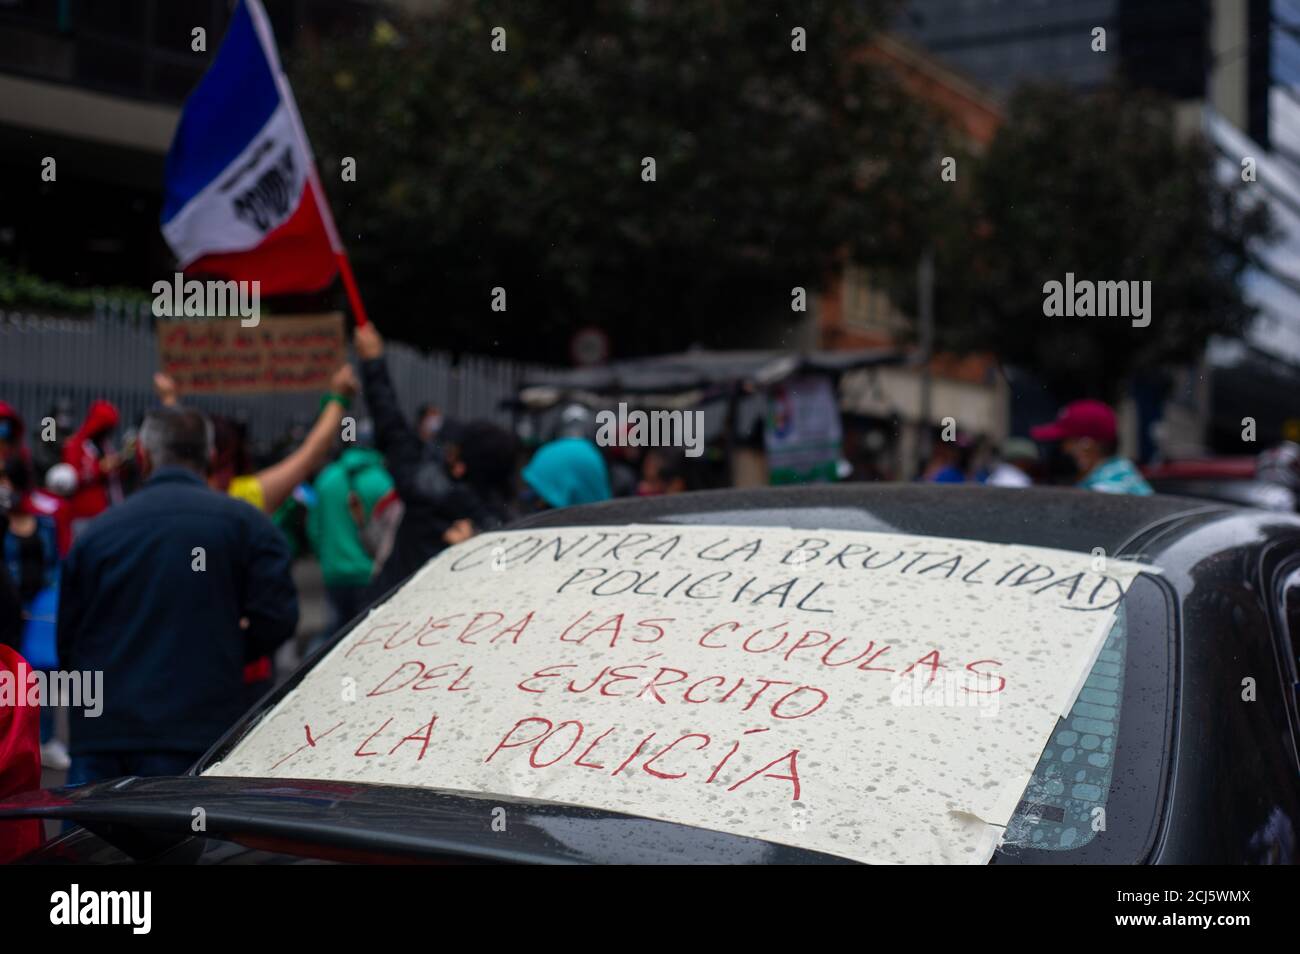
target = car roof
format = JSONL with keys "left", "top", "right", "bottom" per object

{"left": 1146, "top": 478, "right": 1297, "bottom": 512}
{"left": 511, "top": 483, "right": 1237, "bottom": 558}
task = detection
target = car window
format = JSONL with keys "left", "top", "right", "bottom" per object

{"left": 1278, "top": 567, "right": 1300, "bottom": 675}
{"left": 1003, "top": 604, "right": 1127, "bottom": 851}
{"left": 1270, "top": 563, "right": 1300, "bottom": 766}
{"left": 995, "top": 572, "right": 1174, "bottom": 864}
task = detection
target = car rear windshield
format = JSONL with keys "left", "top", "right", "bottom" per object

{"left": 203, "top": 526, "right": 1172, "bottom": 865}
{"left": 995, "top": 572, "right": 1173, "bottom": 864}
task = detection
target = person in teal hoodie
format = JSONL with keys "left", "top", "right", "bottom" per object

{"left": 308, "top": 446, "right": 394, "bottom": 638}
{"left": 521, "top": 437, "right": 612, "bottom": 510}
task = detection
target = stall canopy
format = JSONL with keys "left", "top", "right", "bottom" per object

{"left": 516, "top": 347, "right": 906, "bottom": 408}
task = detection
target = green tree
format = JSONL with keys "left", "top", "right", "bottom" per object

{"left": 934, "top": 84, "right": 1271, "bottom": 401}
{"left": 292, "top": 0, "right": 946, "bottom": 361}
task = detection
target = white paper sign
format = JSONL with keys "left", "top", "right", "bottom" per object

{"left": 205, "top": 524, "right": 1151, "bottom": 864}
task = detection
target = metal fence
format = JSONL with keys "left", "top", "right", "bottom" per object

{"left": 0, "top": 305, "right": 554, "bottom": 457}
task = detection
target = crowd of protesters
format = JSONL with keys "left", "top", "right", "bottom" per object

{"left": 917, "top": 399, "right": 1154, "bottom": 496}
{"left": 1, "top": 320, "right": 690, "bottom": 853}
{"left": 0, "top": 328, "right": 1223, "bottom": 860}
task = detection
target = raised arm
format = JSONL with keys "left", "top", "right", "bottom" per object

{"left": 253, "top": 364, "right": 358, "bottom": 514}
{"left": 153, "top": 372, "right": 180, "bottom": 408}
{"left": 353, "top": 323, "right": 429, "bottom": 499}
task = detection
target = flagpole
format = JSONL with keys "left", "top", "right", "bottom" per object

{"left": 334, "top": 248, "right": 370, "bottom": 328}
{"left": 244, "top": 0, "right": 370, "bottom": 328}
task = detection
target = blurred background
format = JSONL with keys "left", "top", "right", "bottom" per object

{"left": 0, "top": 0, "right": 1297, "bottom": 483}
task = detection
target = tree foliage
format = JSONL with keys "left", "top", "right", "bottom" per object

{"left": 934, "top": 85, "right": 1271, "bottom": 400}
{"left": 292, "top": 0, "right": 944, "bottom": 361}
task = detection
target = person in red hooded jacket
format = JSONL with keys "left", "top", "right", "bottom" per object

{"left": 0, "top": 611, "right": 44, "bottom": 861}
{"left": 62, "top": 399, "right": 123, "bottom": 531}
{"left": 0, "top": 439, "right": 49, "bottom": 860}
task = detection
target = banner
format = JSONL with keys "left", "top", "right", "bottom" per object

{"left": 156, "top": 313, "right": 344, "bottom": 394}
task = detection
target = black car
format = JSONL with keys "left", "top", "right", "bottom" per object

{"left": 1145, "top": 477, "right": 1296, "bottom": 513}
{"left": 4, "top": 485, "right": 1299, "bottom": 864}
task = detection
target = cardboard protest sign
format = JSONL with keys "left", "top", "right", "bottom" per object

{"left": 205, "top": 524, "right": 1152, "bottom": 864}
{"left": 155, "top": 313, "right": 344, "bottom": 394}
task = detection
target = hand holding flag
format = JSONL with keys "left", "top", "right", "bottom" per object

{"left": 160, "top": 0, "right": 369, "bottom": 326}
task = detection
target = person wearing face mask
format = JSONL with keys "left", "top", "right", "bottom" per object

{"left": 1030, "top": 399, "right": 1152, "bottom": 496}
{"left": 352, "top": 323, "right": 517, "bottom": 597}
{"left": 416, "top": 404, "right": 445, "bottom": 444}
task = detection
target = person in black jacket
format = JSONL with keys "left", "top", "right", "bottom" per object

{"left": 56, "top": 406, "right": 298, "bottom": 784}
{"left": 353, "top": 323, "right": 516, "bottom": 599}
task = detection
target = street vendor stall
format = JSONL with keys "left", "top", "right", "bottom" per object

{"left": 510, "top": 348, "right": 906, "bottom": 488}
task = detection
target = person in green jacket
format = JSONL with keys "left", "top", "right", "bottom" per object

{"left": 308, "top": 446, "right": 393, "bottom": 639}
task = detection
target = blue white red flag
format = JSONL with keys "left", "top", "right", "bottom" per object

{"left": 161, "top": 0, "right": 340, "bottom": 293}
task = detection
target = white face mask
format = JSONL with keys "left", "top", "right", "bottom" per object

{"left": 419, "top": 415, "right": 443, "bottom": 442}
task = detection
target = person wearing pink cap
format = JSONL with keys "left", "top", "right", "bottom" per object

{"left": 1030, "top": 399, "right": 1152, "bottom": 495}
